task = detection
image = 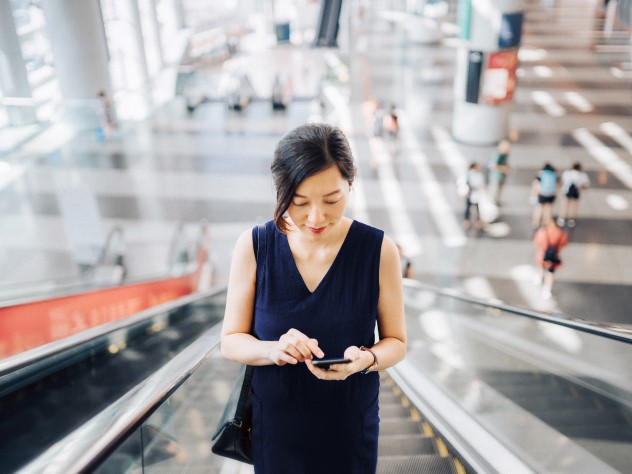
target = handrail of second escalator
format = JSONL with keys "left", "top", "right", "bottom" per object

{"left": 16, "top": 322, "right": 223, "bottom": 474}
{"left": 0, "top": 286, "right": 227, "bottom": 379}
{"left": 404, "top": 279, "right": 632, "bottom": 344}
{"left": 0, "top": 220, "right": 211, "bottom": 308}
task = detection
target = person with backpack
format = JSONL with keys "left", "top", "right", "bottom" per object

{"left": 531, "top": 163, "right": 560, "bottom": 229}
{"left": 557, "top": 162, "right": 590, "bottom": 228}
{"left": 533, "top": 218, "right": 569, "bottom": 299}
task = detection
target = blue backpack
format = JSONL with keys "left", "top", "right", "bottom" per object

{"left": 539, "top": 170, "right": 557, "bottom": 196}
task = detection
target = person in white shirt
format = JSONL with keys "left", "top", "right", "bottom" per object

{"left": 557, "top": 162, "right": 590, "bottom": 228}
{"left": 463, "top": 162, "right": 486, "bottom": 230}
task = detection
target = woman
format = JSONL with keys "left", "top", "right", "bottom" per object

{"left": 533, "top": 218, "right": 569, "bottom": 299}
{"left": 221, "top": 123, "right": 407, "bottom": 473}
{"left": 531, "top": 162, "right": 559, "bottom": 229}
{"left": 557, "top": 162, "right": 590, "bottom": 228}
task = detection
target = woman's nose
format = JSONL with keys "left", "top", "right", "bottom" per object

{"left": 308, "top": 204, "right": 324, "bottom": 222}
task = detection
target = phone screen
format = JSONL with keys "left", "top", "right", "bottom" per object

{"left": 311, "top": 358, "right": 352, "bottom": 370}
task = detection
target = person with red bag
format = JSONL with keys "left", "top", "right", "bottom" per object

{"left": 533, "top": 218, "right": 569, "bottom": 299}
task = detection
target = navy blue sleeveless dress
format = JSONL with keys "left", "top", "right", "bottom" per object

{"left": 251, "top": 220, "right": 383, "bottom": 474}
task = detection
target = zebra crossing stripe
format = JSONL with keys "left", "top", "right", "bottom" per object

{"left": 573, "top": 128, "right": 632, "bottom": 189}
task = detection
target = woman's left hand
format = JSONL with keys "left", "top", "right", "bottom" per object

{"left": 305, "top": 346, "right": 373, "bottom": 381}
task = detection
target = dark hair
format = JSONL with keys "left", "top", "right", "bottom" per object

{"left": 271, "top": 123, "right": 356, "bottom": 232}
{"left": 542, "top": 162, "right": 555, "bottom": 172}
{"left": 572, "top": 162, "right": 582, "bottom": 171}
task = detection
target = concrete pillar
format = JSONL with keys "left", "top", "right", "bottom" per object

{"left": 172, "top": 0, "right": 187, "bottom": 29}
{"left": 452, "top": 0, "right": 524, "bottom": 145}
{"left": 140, "top": 0, "right": 164, "bottom": 74}
{"left": 41, "top": 0, "right": 112, "bottom": 100}
{"left": 0, "top": 0, "right": 37, "bottom": 125}
{"left": 41, "top": 0, "right": 113, "bottom": 127}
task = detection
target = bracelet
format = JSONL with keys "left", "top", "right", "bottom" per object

{"left": 359, "top": 346, "right": 378, "bottom": 374}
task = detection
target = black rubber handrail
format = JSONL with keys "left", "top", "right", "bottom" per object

{"left": 404, "top": 279, "right": 632, "bottom": 344}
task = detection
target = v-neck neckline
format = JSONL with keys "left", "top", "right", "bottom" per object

{"left": 283, "top": 220, "right": 356, "bottom": 295}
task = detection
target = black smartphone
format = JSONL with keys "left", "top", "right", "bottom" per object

{"left": 311, "top": 358, "right": 352, "bottom": 370}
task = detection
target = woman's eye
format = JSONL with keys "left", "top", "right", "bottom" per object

{"left": 292, "top": 202, "right": 307, "bottom": 207}
{"left": 325, "top": 199, "right": 341, "bottom": 205}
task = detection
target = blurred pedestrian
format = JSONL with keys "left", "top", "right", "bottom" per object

{"left": 396, "top": 243, "right": 413, "bottom": 278}
{"left": 533, "top": 218, "right": 569, "bottom": 299}
{"left": 372, "top": 101, "right": 385, "bottom": 137}
{"left": 488, "top": 139, "right": 511, "bottom": 205}
{"left": 462, "top": 162, "right": 486, "bottom": 230}
{"left": 383, "top": 104, "right": 399, "bottom": 140}
{"left": 531, "top": 163, "right": 559, "bottom": 229}
{"left": 557, "top": 162, "right": 590, "bottom": 228}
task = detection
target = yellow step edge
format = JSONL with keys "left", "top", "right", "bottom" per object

{"left": 453, "top": 458, "right": 467, "bottom": 474}
{"left": 435, "top": 437, "right": 449, "bottom": 457}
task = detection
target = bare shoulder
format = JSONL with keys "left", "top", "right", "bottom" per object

{"left": 227, "top": 228, "right": 257, "bottom": 276}
{"left": 379, "top": 235, "right": 400, "bottom": 274}
{"left": 381, "top": 235, "right": 399, "bottom": 259}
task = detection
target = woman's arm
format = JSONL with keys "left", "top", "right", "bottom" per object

{"left": 221, "top": 229, "right": 323, "bottom": 366}
{"left": 365, "top": 235, "right": 407, "bottom": 371}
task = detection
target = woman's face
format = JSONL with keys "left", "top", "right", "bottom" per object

{"left": 286, "top": 165, "right": 350, "bottom": 238}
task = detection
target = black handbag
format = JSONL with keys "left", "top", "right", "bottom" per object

{"left": 211, "top": 224, "right": 266, "bottom": 464}
{"left": 210, "top": 365, "right": 254, "bottom": 463}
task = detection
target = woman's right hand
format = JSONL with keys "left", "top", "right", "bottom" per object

{"left": 268, "top": 328, "right": 324, "bottom": 366}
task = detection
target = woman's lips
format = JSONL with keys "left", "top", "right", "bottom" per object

{"left": 308, "top": 226, "right": 326, "bottom": 234}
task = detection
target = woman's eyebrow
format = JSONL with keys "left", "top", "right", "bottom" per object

{"left": 294, "top": 189, "right": 341, "bottom": 198}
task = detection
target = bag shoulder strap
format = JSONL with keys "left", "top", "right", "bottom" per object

{"left": 232, "top": 223, "right": 267, "bottom": 424}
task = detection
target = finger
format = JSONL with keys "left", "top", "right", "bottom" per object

{"left": 282, "top": 345, "right": 306, "bottom": 362}
{"left": 281, "top": 332, "right": 313, "bottom": 360}
{"left": 292, "top": 339, "right": 315, "bottom": 360}
{"left": 287, "top": 328, "right": 310, "bottom": 340}
{"left": 304, "top": 359, "right": 325, "bottom": 378}
{"left": 306, "top": 338, "right": 324, "bottom": 358}
{"left": 276, "top": 352, "right": 298, "bottom": 365}
{"left": 344, "top": 346, "right": 362, "bottom": 361}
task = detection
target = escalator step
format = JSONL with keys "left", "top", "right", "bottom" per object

{"left": 380, "top": 419, "right": 423, "bottom": 436}
{"left": 380, "top": 404, "right": 411, "bottom": 419}
{"left": 379, "top": 392, "right": 403, "bottom": 404}
{"left": 379, "top": 434, "right": 437, "bottom": 456}
{"left": 377, "top": 455, "right": 455, "bottom": 474}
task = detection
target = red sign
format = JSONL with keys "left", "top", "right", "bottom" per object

{"left": 0, "top": 275, "right": 197, "bottom": 359}
{"left": 481, "top": 49, "right": 519, "bottom": 105}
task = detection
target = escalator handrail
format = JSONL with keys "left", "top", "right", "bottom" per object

{"left": 0, "top": 286, "right": 227, "bottom": 377}
{"left": 0, "top": 270, "right": 181, "bottom": 309}
{"left": 16, "top": 321, "right": 223, "bottom": 474}
{"left": 404, "top": 279, "right": 632, "bottom": 344}
{"left": 0, "top": 219, "right": 211, "bottom": 307}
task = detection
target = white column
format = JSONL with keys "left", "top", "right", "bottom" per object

{"left": 452, "top": 0, "right": 524, "bottom": 145}
{"left": 41, "top": 0, "right": 112, "bottom": 100}
{"left": 0, "top": 0, "right": 37, "bottom": 125}
{"left": 140, "top": 0, "right": 164, "bottom": 74}
{"left": 172, "top": 0, "right": 187, "bottom": 29}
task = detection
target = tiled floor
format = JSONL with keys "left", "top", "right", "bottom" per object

{"left": 0, "top": 0, "right": 631, "bottom": 325}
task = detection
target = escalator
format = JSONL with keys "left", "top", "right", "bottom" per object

{"left": 0, "top": 290, "right": 226, "bottom": 473}
{"left": 3, "top": 280, "right": 632, "bottom": 473}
